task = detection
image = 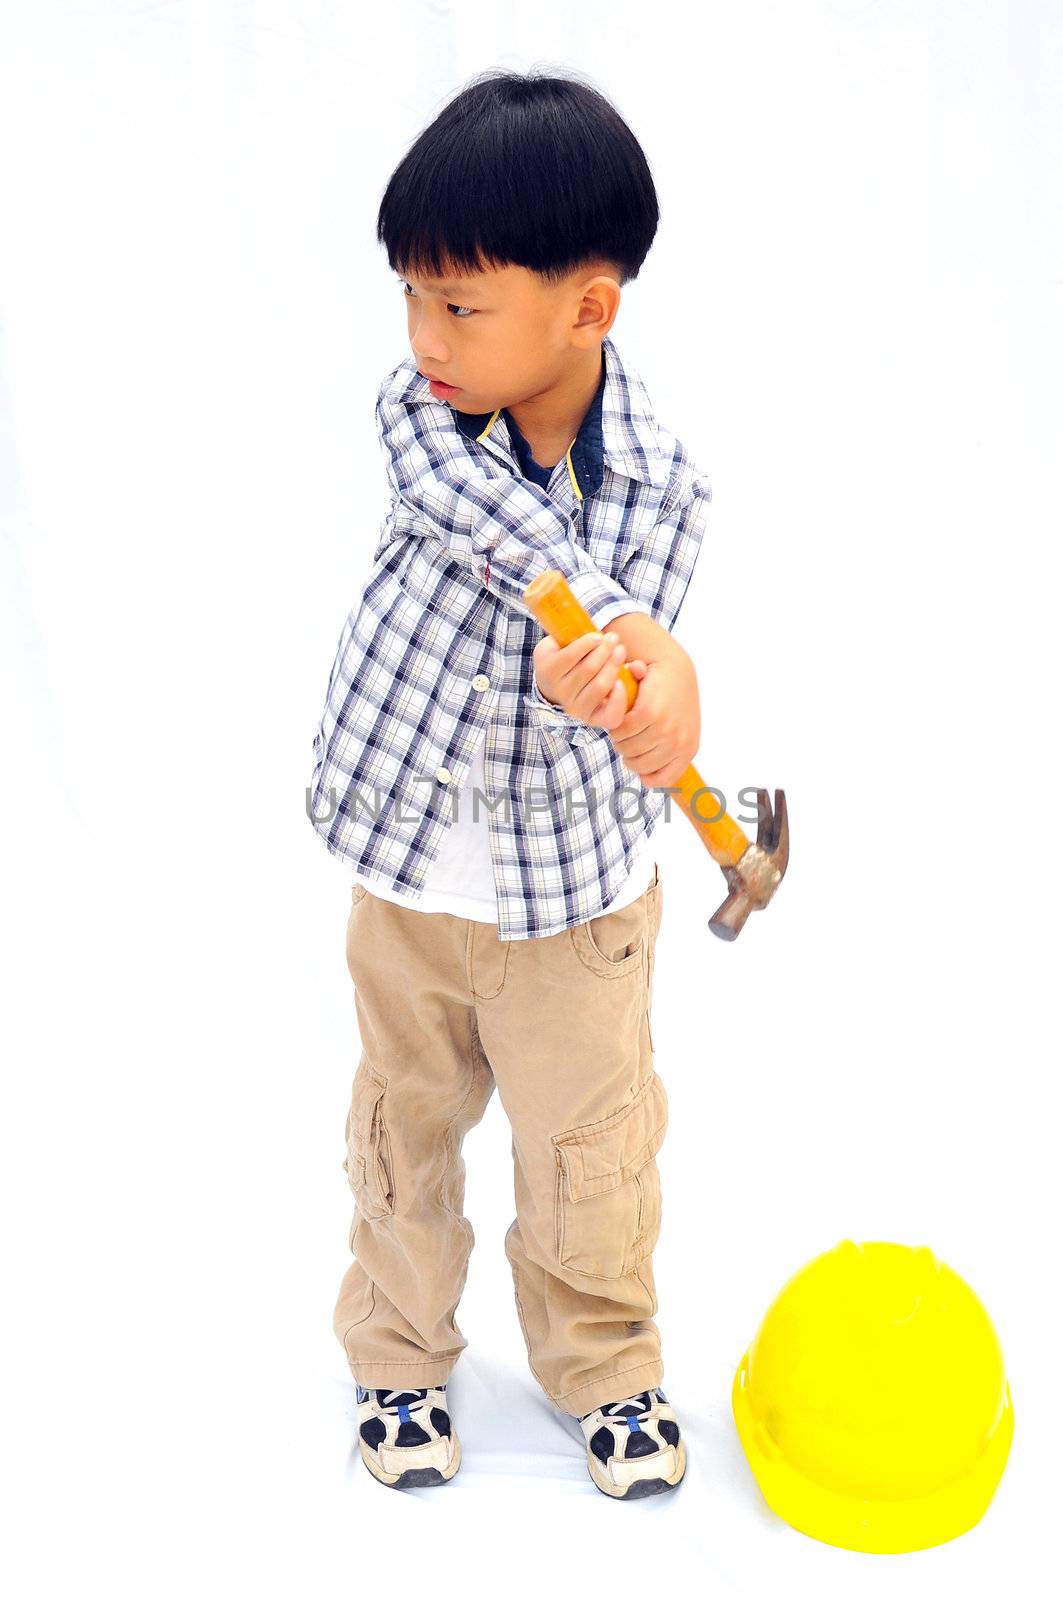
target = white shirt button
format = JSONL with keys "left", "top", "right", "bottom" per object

{"left": 472, "top": 673, "right": 490, "bottom": 691}
{"left": 436, "top": 766, "right": 452, "bottom": 784}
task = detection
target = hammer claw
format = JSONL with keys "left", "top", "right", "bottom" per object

{"left": 756, "top": 787, "right": 789, "bottom": 875}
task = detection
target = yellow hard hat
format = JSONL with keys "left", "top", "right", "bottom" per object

{"left": 732, "top": 1239, "right": 1014, "bottom": 1554}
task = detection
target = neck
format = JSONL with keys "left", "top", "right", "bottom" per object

{"left": 504, "top": 346, "right": 604, "bottom": 469}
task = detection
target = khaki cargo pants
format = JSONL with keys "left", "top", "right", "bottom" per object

{"left": 335, "top": 865, "right": 667, "bottom": 1419}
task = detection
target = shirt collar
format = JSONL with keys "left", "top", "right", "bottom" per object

{"left": 390, "top": 334, "right": 673, "bottom": 493}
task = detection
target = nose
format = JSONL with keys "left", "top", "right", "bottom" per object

{"left": 411, "top": 336, "right": 447, "bottom": 364}
{"left": 408, "top": 307, "right": 449, "bottom": 364}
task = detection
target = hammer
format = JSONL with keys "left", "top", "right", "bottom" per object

{"left": 523, "top": 570, "right": 788, "bottom": 941}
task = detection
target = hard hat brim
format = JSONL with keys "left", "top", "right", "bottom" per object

{"left": 732, "top": 1352, "right": 1014, "bottom": 1555}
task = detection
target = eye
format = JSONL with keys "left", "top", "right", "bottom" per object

{"left": 398, "top": 279, "right": 475, "bottom": 318}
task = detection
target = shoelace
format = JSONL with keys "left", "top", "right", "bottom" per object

{"left": 595, "top": 1389, "right": 657, "bottom": 1420}
{"left": 371, "top": 1387, "right": 443, "bottom": 1408}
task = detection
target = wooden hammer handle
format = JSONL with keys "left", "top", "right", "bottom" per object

{"left": 522, "top": 570, "right": 751, "bottom": 870}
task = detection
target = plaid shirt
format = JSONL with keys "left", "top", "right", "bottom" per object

{"left": 308, "top": 334, "right": 712, "bottom": 941}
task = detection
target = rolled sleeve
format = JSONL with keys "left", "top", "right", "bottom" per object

{"left": 376, "top": 376, "right": 639, "bottom": 623}
{"left": 566, "top": 568, "right": 654, "bottom": 631}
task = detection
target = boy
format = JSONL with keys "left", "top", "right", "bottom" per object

{"left": 308, "top": 69, "right": 712, "bottom": 1498}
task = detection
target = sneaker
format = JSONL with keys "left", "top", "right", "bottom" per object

{"left": 579, "top": 1387, "right": 686, "bottom": 1499}
{"left": 355, "top": 1384, "right": 461, "bottom": 1488}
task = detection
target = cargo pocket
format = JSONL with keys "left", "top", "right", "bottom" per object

{"left": 342, "top": 1060, "right": 395, "bottom": 1220}
{"left": 552, "top": 1071, "right": 668, "bottom": 1280}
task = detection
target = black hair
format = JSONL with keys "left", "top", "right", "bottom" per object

{"left": 376, "top": 67, "right": 659, "bottom": 290}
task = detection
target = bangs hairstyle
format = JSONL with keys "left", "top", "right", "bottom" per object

{"left": 376, "top": 68, "right": 660, "bottom": 291}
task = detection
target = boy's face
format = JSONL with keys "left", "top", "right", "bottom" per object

{"left": 397, "top": 259, "right": 620, "bottom": 415}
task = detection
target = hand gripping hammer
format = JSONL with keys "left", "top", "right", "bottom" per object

{"left": 523, "top": 570, "right": 789, "bottom": 941}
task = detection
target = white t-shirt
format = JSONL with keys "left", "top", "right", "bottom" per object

{"left": 352, "top": 733, "right": 656, "bottom": 924}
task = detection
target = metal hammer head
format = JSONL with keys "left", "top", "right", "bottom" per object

{"left": 709, "top": 788, "right": 789, "bottom": 941}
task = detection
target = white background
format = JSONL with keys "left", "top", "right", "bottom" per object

{"left": 1, "top": 2, "right": 1060, "bottom": 1594}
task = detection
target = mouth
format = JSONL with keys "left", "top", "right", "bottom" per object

{"left": 419, "top": 371, "right": 462, "bottom": 394}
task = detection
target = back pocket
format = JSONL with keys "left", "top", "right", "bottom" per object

{"left": 552, "top": 1072, "right": 668, "bottom": 1279}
